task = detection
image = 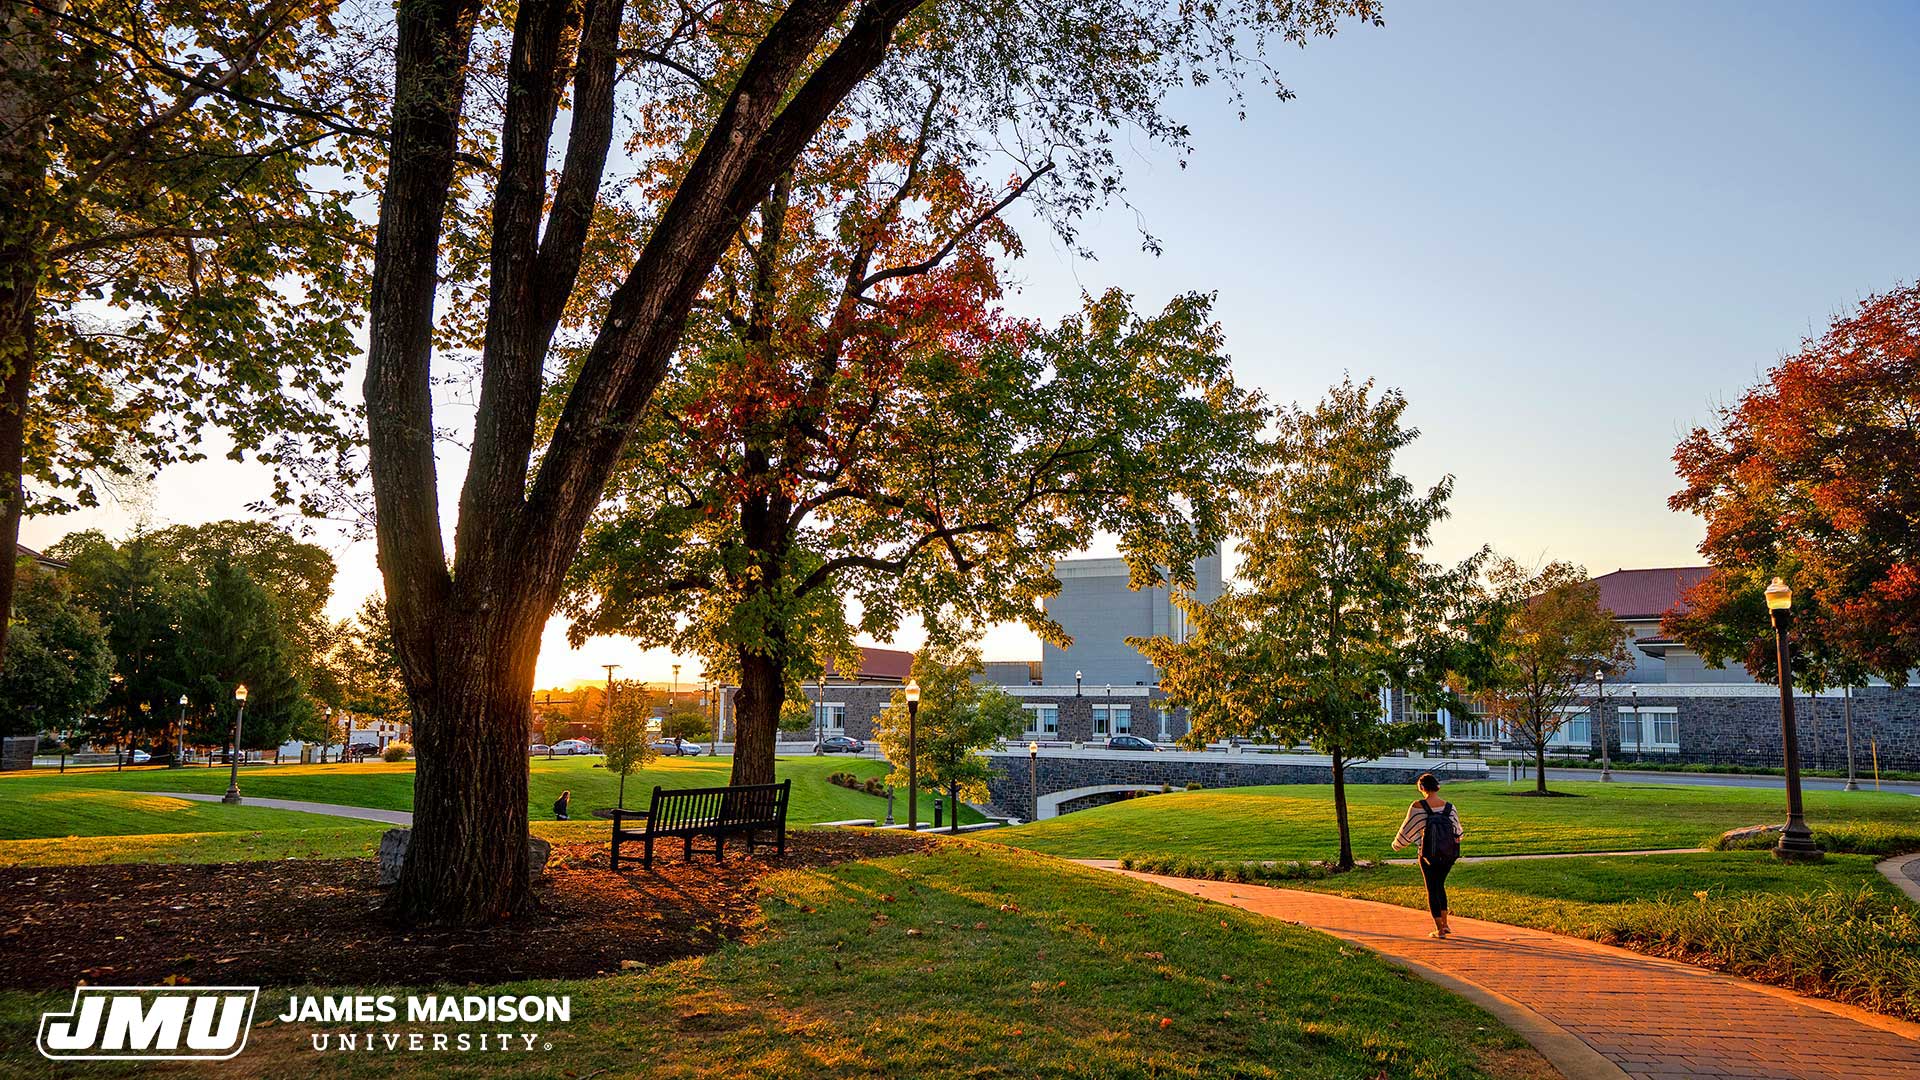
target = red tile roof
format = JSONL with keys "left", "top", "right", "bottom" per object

{"left": 825, "top": 646, "right": 914, "bottom": 682}
{"left": 14, "top": 543, "right": 66, "bottom": 569}
{"left": 1591, "top": 566, "right": 1713, "bottom": 620}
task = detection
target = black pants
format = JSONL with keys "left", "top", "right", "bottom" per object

{"left": 1419, "top": 855, "right": 1455, "bottom": 917}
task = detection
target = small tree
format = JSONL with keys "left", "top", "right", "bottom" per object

{"left": 538, "top": 709, "right": 568, "bottom": 758}
{"left": 1478, "top": 558, "right": 1630, "bottom": 793}
{"left": 1137, "top": 379, "right": 1485, "bottom": 868}
{"left": 872, "top": 644, "right": 1025, "bottom": 828}
{"left": 0, "top": 562, "right": 111, "bottom": 737}
{"left": 602, "top": 681, "right": 656, "bottom": 810}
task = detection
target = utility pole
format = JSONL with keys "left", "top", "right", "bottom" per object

{"left": 602, "top": 664, "right": 620, "bottom": 750}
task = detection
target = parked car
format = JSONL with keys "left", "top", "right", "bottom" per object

{"left": 529, "top": 743, "right": 551, "bottom": 756}
{"left": 553, "top": 739, "right": 597, "bottom": 755}
{"left": 652, "top": 738, "right": 704, "bottom": 756}
{"left": 1104, "top": 735, "right": 1159, "bottom": 752}
{"left": 129, "top": 749, "right": 151, "bottom": 764}
{"left": 344, "top": 743, "right": 381, "bottom": 761}
{"left": 816, "top": 735, "right": 865, "bottom": 754}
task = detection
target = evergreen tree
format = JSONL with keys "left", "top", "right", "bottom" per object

{"left": 0, "top": 560, "right": 111, "bottom": 737}
{"left": 178, "top": 555, "right": 306, "bottom": 752}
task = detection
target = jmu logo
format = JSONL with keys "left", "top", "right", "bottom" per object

{"left": 38, "top": 986, "right": 259, "bottom": 1060}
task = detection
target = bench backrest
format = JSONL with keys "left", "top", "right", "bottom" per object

{"left": 646, "top": 779, "right": 790, "bottom": 830}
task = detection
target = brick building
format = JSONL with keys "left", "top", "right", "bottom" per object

{"left": 1421, "top": 566, "right": 1920, "bottom": 771}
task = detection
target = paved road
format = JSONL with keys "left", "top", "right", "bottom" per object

{"left": 135, "top": 791, "right": 413, "bottom": 825}
{"left": 1093, "top": 863, "right": 1920, "bottom": 1080}
{"left": 1525, "top": 767, "right": 1920, "bottom": 795}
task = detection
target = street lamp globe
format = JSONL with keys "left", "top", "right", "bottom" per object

{"left": 178, "top": 694, "right": 189, "bottom": 706}
{"left": 1765, "top": 577, "right": 1792, "bottom": 612}
{"left": 234, "top": 684, "right": 249, "bottom": 703}
{"left": 903, "top": 679, "right": 920, "bottom": 704}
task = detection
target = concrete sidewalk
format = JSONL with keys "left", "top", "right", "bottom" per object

{"left": 1093, "top": 864, "right": 1920, "bottom": 1080}
{"left": 135, "top": 791, "right": 413, "bottom": 825}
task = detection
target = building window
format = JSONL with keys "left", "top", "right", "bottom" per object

{"left": 1024, "top": 704, "right": 1059, "bottom": 736}
{"left": 813, "top": 702, "right": 845, "bottom": 733}
{"left": 1448, "top": 705, "right": 1500, "bottom": 743}
{"left": 1618, "top": 706, "right": 1678, "bottom": 750}
{"left": 1552, "top": 709, "right": 1591, "bottom": 746}
{"left": 1092, "top": 704, "right": 1130, "bottom": 736}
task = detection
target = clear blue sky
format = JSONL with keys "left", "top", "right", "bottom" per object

{"left": 26, "top": 1, "right": 1920, "bottom": 683}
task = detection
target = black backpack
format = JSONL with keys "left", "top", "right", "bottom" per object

{"left": 1421, "top": 802, "right": 1459, "bottom": 862}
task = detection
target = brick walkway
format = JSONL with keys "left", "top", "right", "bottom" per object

{"left": 1095, "top": 865, "right": 1920, "bottom": 1080}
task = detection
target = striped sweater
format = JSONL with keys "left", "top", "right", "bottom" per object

{"left": 1392, "top": 800, "right": 1463, "bottom": 853}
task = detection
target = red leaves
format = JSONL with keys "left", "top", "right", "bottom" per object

{"left": 1669, "top": 281, "right": 1920, "bottom": 681}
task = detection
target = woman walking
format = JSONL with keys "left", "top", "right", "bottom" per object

{"left": 1392, "top": 772, "right": 1463, "bottom": 938}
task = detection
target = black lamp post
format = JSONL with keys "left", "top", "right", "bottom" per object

{"left": 1629, "top": 690, "right": 1639, "bottom": 760}
{"left": 222, "top": 684, "right": 249, "bottom": 805}
{"left": 1842, "top": 684, "right": 1858, "bottom": 792}
{"left": 1028, "top": 740, "right": 1039, "bottom": 823}
{"left": 1765, "top": 578, "right": 1819, "bottom": 859}
{"left": 173, "top": 694, "right": 188, "bottom": 767}
{"left": 1074, "top": 670, "right": 1083, "bottom": 696}
{"left": 1595, "top": 668, "right": 1609, "bottom": 782}
{"left": 904, "top": 678, "right": 920, "bottom": 832}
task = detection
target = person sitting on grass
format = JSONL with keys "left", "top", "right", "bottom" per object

{"left": 554, "top": 789, "right": 571, "bottom": 821}
{"left": 1392, "top": 772, "right": 1463, "bottom": 939}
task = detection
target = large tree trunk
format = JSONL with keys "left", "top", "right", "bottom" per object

{"left": 0, "top": 0, "right": 52, "bottom": 669}
{"left": 388, "top": 609, "right": 541, "bottom": 926}
{"left": 363, "top": 0, "right": 922, "bottom": 928}
{"left": 727, "top": 463, "right": 792, "bottom": 788}
{"left": 1331, "top": 746, "right": 1353, "bottom": 869}
{"left": 0, "top": 278, "right": 32, "bottom": 660}
{"left": 731, "top": 646, "right": 785, "bottom": 787}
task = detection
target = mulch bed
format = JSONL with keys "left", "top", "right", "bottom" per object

{"left": 0, "top": 829, "right": 932, "bottom": 989}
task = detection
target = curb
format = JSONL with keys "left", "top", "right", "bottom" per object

{"left": 1878, "top": 851, "right": 1920, "bottom": 906}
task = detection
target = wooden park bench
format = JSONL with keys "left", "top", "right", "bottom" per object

{"left": 610, "top": 779, "right": 791, "bottom": 870}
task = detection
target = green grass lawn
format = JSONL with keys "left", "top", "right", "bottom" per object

{"left": 0, "top": 843, "right": 1549, "bottom": 1079}
{"left": 1293, "top": 850, "right": 1904, "bottom": 918}
{"left": 994, "top": 780, "right": 1920, "bottom": 862}
{"left": 0, "top": 756, "right": 978, "bottom": 832}
{"left": 0, "top": 757, "right": 981, "bottom": 866}
{"left": 0, "top": 820, "right": 618, "bottom": 867}
{"left": 0, "top": 787, "right": 378, "bottom": 841}
{"left": 1283, "top": 851, "right": 1920, "bottom": 1021}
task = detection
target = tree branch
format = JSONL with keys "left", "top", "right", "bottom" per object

{"left": 853, "top": 161, "right": 1054, "bottom": 294}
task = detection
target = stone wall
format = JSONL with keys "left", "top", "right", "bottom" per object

{"left": 1568, "top": 685, "right": 1920, "bottom": 771}
{"left": 982, "top": 749, "right": 1481, "bottom": 820}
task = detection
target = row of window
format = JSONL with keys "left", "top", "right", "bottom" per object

{"left": 1022, "top": 703, "right": 1139, "bottom": 737}
{"left": 810, "top": 701, "right": 1158, "bottom": 740}
{"left": 1412, "top": 705, "right": 1681, "bottom": 749}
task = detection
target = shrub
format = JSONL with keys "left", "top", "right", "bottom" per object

{"left": 1183, "top": 781, "right": 1203, "bottom": 791}
{"left": 1711, "top": 822, "right": 1920, "bottom": 856}
{"left": 1601, "top": 885, "right": 1920, "bottom": 1021}
{"left": 381, "top": 742, "right": 411, "bottom": 762}
{"left": 1118, "top": 853, "right": 1377, "bottom": 883}
{"left": 864, "top": 778, "right": 883, "bottom": 795}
